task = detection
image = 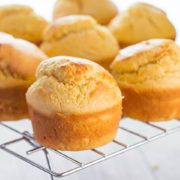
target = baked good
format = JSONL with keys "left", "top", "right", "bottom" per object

{"left": 0, "top": 32, "right": 47, "bottom": 121}
{"left": 110, "top": 39, "right": 180, "bottom": 122}
{"left": 53, "top": 0, "right": 118, "bottom": 25}
{"left": 40, "top": 15, "right": 119, "bottom": 69}
{"left": 0, "top": 5, "right": 48, "bottom": 45}
{"left": 26, "top": 56, "right": 122, "bottom": 150}
{"left": 109, "top": 3, "right": 176, "bottom": 47}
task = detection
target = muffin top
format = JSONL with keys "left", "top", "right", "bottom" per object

{"left": 44, "top": 15, "right": 96, "bottom": 41}
{"left": 0, "top": 32, "right": 47, "bottom": 87}
{"left": 26, "top": 56, "right": 122, "bottom": 116}
{"left": 111, "top": 39, "right": 180, "bottom": 89}
{"left": 41, "top": 15, "right": 119, "bottom": 67}
{"left": 0, "top": 5, "right": 48, "bottom": 44}
{"left": 0, "top": 4, "right": 32, "bottom": 17}
{"left": 109, "top": 3, "right": 176, "bottom": 47}
{"left": 53, "top": 0, "right": 118, "bottom": 25}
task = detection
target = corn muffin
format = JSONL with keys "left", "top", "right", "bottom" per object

{"left": 0, "top": 5, "right": 48, "bottom": 45}
{"left": 0, "top": 32, "right": 47, "bottom": 120}
{"left": 111, "top": 39, "right": 180, "bottom": 121}
{"left": 26, "top": 56, "right": 122, "bottom": 150}
{"left": 41, "top": 15, "right": 119, "bottom": 69}
{"left": 53, "top": 0, "right": 118, "bottom": 25}
{"left": 109, "top": 3, "right": 176, "bottom": 47}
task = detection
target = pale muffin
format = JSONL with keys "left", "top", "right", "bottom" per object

{"left": 41, "top": 15, "right": 119, "bottom": 69}
{"left": 53, "top": 0, "right": 118, "bottom": 25}
{"left": 0, "top": 5, "right": 48, "bottom": 45}
{"left": 111, "top": 39, "right": 180, "bottom": 121}
{"left": 26, "top": 56, "right": 122, "bottom": 150}
{"left": 0, "top": 32, "right": 47, "bottom": 120}
{"left": 109, "top": 3, "right": 176, "bottom": 47}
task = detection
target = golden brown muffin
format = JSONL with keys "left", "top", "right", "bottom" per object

{"left": 26, "top": 56, "right": 122, "bottom": 150}
{"left": 0, "top": 32, "right": 47, "bottom": 121}
{"left": 0, "top": 5, "right": 48, "bottom": 45}
{"left": 111, "top": 39, "right": 180, "bottom": 122}
{"left": 41, "top": 15, "right": 119, "bottom": 69}
{"left": 109, "top": 3, "right": 176, "bottom": 47}
{"left": 53, "top": 0, "right": 118, "bottom": 25}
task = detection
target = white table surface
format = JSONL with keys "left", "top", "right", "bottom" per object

{"left": 0, "top": 1, "right": 180, "bottom": 180}
{"left": 0, "top": 120, "right": 180, "bottom": 180}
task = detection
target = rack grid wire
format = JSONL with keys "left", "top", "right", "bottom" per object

{"left": 0, "top": 118, "right": 180, "bottom": 180}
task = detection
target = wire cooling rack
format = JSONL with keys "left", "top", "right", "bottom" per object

{"left": 0, "top": 118, "right": 180, "bottom": 180}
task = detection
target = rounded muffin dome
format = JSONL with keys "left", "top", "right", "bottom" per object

{"left": 40, "top": 15, "right": 119, "bottom": 69}
{"left": 53, "top": 0, "right": 118, "bottom": 25}
{"left": 111, "top": 39, "right": 180, "bottom": 89}
{"left": 109, "top": 3, "right": 176, "bottom": 47}
{"left": 0, "top": 5, "right": 48, "bottom": 44}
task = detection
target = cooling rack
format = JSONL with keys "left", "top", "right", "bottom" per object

{"left": 0, "top": 118, "right": 180, "bottom": 180}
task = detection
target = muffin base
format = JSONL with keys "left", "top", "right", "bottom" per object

{"left": 121, "top": 86, "right": 180, "bottom": 122}
{"left": 28, "top": 103, "right": 122, "bottom": 151}
{"left": 0, "top": 85, "right": 29, "bottom": 121}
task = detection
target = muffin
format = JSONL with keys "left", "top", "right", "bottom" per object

{"left": 0, "top": 32, "right": 47, "bottom": 121}
{"left": 26, "top": 56, "right": 122, "bottom": 150}
{"left": 53, "top": 0, "right": 118, "bottom": 25}
{"left": 109, "top": 3, "right": 176, "bottom": 47}
{"left": 0, "top": 5, "right": 48, "bottom": 45}
{"left": 40, "top": 15, "right": 119, "bottom": 69}
{"left": 111, "top": 39, "right": 180, "bottom": 122}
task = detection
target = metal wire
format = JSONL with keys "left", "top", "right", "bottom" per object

{"left": 0, "top": 119, "right": 180, "bottom": 178}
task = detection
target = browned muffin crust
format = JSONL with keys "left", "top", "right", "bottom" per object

{"left": 0, "top": 84, "right": 29, "bottom": 120}
{"left": 0, "top": 32, "right": 47, "bottom": 121}
{"left": 29, "top": 103, "right": 121, "bottom": 150}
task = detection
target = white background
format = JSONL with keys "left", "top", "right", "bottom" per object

{"left": 0, "top": 1, "right": 180, "bottom": 180}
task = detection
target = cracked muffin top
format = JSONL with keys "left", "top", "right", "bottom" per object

{"left": 0, "top": 5, "right": 48, "bottom": 44}
{"left": 40, "top": 15, "right": 119, "bottom": 68}
{"left": 43, "top": 15, "right": 96, "bottom": 42}
{"left": 111, "top": 39, "right": 180, "bottom": 89}
{"left": 0, "top": 32, "right": 47, "bottom": 87}
{"left": 26, "top": 56, "right": 122, "bottom": 116}
{"left": 109, "top": 3, "right": 176, "bottom": 47}
{"left": 53, "top": 0, "right": 118, "bottom": 25}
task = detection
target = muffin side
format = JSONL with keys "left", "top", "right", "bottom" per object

{"left": 0, "top": 5, "right": 48, "bottom": 45}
